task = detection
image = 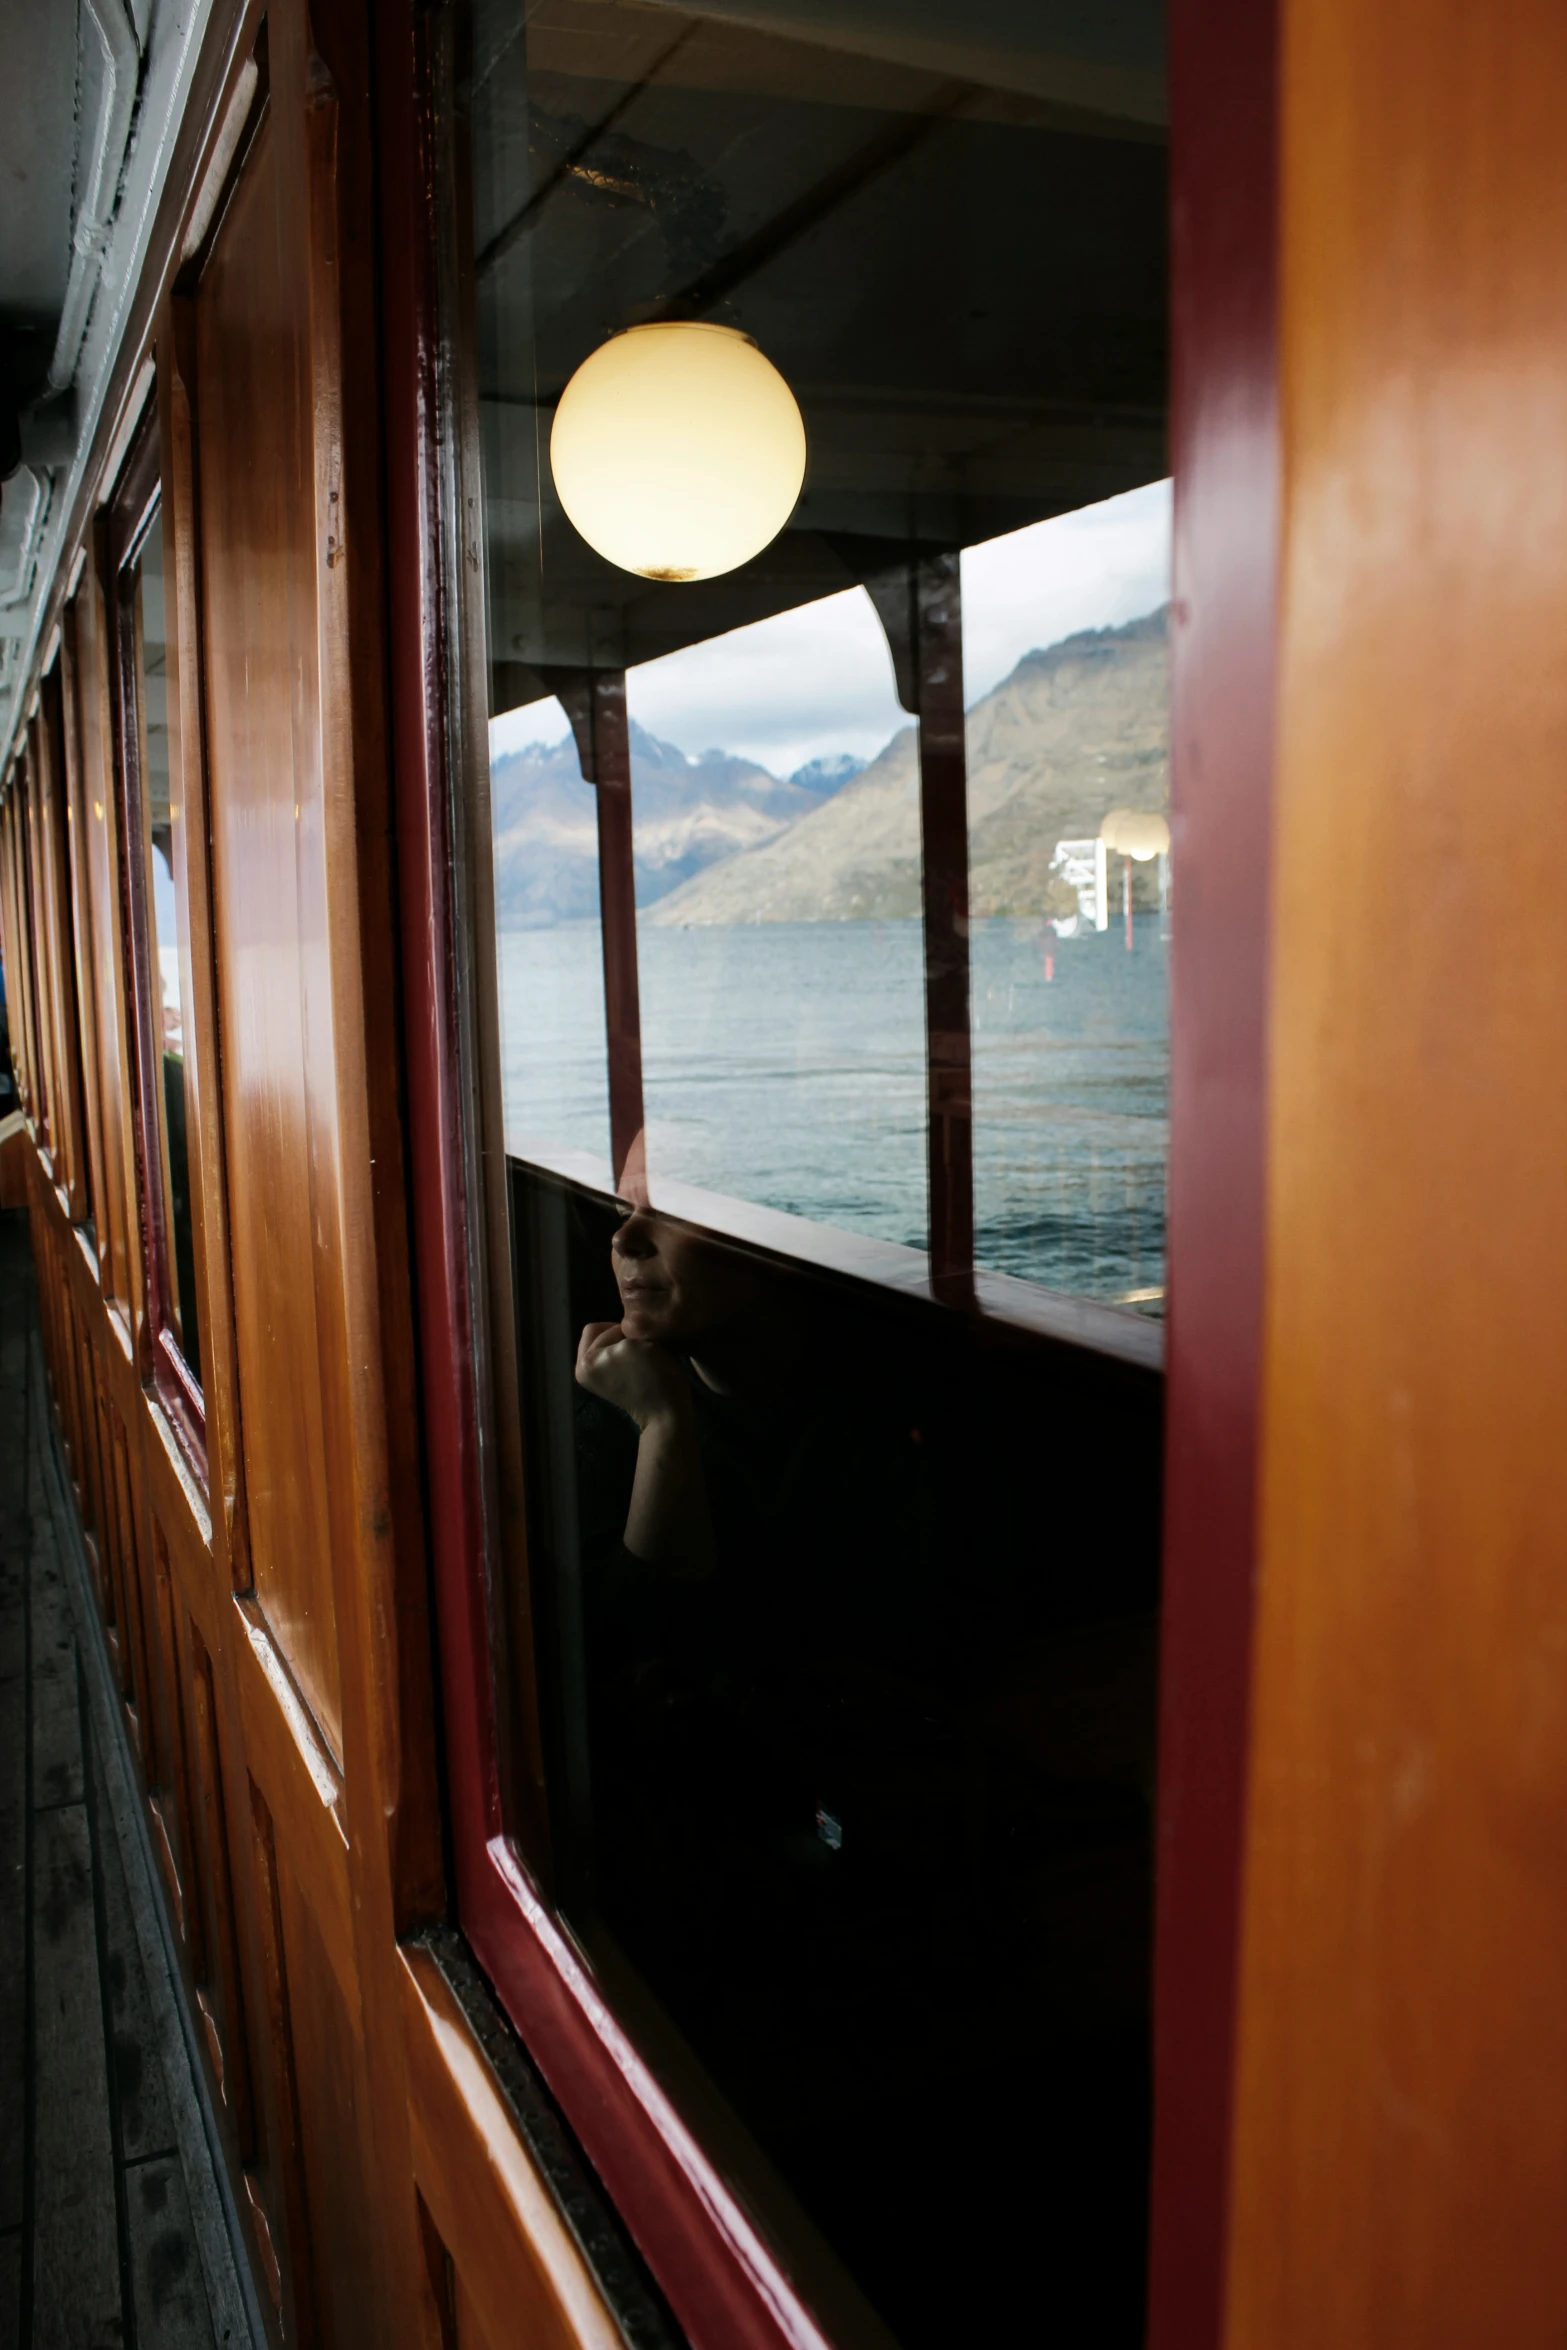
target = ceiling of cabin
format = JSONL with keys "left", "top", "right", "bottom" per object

{"left": 0, "top": 0, "right": 79, "bottom": 454}
{"left": 0, "top": 0, "right": 187, "bottom": 768}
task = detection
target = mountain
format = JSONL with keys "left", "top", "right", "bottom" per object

{"left": 789, "top": 752, "right": 866, "bottom": 796}
{"left": 491, "top": 720, "right": 837, "bottom": 927}
{"left": 646, "top": 610, "right": 1169, "bottom": 928}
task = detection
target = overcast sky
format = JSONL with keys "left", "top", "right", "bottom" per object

{"left": 490, "top": 477, "right": 1171, "bottom": 779}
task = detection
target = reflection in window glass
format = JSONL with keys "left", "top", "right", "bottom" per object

{"left": 133, "top": 514, "right": 202, "bottom": 1382}
{"left": 964, "top": 493, "right": 1171, "bottom": 1309}
{"left": 491, "top": 692, "right": 613, "bottom": 1163}
{"left": 487, "top": 490, "right": 1172, "bottom": 1304}
{"left": 468, "top": 0, "right": 1167, "bottom": 2338}
{"left": 630, "top": 590, "right": 927, "bottom": 1245}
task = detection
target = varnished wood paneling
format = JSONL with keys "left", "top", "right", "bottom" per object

{"left": 247, "top": 1776, "right": 321, "bottom": 2349}
{"left": 185, "top": 1616, "right": 256, "bottom": 2155}
{"left": 147, "top": 1516, "right": 199, "bottom": 1956}
{"left": 399, "top": 1948, "right": 623, "bottom": 2350}
{"left": 108, "top": 1396, "right": 152, "bottom": 1748}
{"left": 281, "top": 1854, "right": 379, "bottom": 2350}
{"left": 34, "top": 676, "right": 89, "bottom": 1221}
{"left": 190, "top": 9, "right": 445, "bottom": 2347}
{"left": 196, "top": 96, "right": 345, "bottom": 1760}
{"left": 1224, "top": 1, "right": 1567, "bottom": 2343}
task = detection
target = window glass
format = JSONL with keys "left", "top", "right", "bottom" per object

{"left": 963, "top": 491, "right": 1171, "bottom": 1308}
{"left": 0, "top": 953, "right": 15, "bottom": 1116}
{"left": 491, "top": 691, "right": 614, "bottom": 1163}
{"left": 42, "top": 667, "right": 98, "bottom": 1247}
{"left": 129, "top": 506, "right": 202, "bottom": 1385}
{"left": 465, "top": 2, "right": 1166, "bottom": 2339}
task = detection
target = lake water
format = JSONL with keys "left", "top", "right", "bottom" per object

{"left": 498, "top": 916, "right": 1168, "bottom": 1310}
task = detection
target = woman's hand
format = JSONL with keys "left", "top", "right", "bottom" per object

{"left": 575, "top": 1321, "right": 692, "bottom": 1433}
{"left": 575, "top": 1322, "right": 714, "bottom": 1578}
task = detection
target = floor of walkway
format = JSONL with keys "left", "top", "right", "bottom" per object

{"left": 0, "top": 1208, "right": 260, "bottom": 2349}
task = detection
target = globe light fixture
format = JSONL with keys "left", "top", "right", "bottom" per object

{"left": 549, "top": 322, "right": 807, "bottom": 584}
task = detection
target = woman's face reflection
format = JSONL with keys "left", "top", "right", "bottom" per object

{"left": 611, "top": 1207, "right": 758, "bottom": 1346}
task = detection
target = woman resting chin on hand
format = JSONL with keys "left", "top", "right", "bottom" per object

{"left": 573, "top": 1204, "right": 740, "bottom": 1580}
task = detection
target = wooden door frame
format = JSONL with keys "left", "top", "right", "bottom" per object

{"left": 1148, "top": 0, "right": 1280, "bottom": 2341}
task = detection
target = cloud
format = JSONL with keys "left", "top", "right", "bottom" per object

{"left": 490, "top": 695, "right": 572, "bottom": 762}
{"left": 629, "top": 587, "right": 904, "bottom": 777}
{"left": 489, "top": 478, "right": 1172, "bottom": 778}
{"left": 962, "top": 478, "right": 1172, "bottom": 703}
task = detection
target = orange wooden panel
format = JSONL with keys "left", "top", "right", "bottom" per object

{"left": 195, "top": 100, "right": 344, "bottom": 1762}
{"left": 1225, "top": 0, "right": 1567, "bottom": 2343}
{"left": 109, "top": 1395, "right": 154, "bottom": 1751}
{"left": 279, "top": 1854, "right": 379, "bottom": 2350}
{"left": 147, "top": 1514, "right": 203, "bottom": 1966}
{"left": 186, "top": 1615, "right": 257, "bottom": 2157}
{"left": 34, "top": 677, "right": 89, "bottom": 1219}
{"left": 398, "top": 1947, "right": 623, "bottom": 2350}
{"left": 247, "top": 1776, "right": 323, "bottom": 2350}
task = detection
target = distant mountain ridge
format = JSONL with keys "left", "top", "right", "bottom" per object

{"left": 491, "top": 610, "right": 1167, "bottom": 928}
{"left": 648, "top": 608, "right": 1170, "bottom": 927}
{"left": 491, "top": 719, "right": 839, "bottom": 927}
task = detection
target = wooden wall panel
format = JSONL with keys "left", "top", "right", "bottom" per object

{"left": 196, "top": 99, "right": 344, "bottom": 1762}
{"left": 108, "top": 1394, "right": 152, "bottom": 1753}
{"left": 147, "top": 1515, "right": 200, "bottom": 1953}
{"left": 185, "top": 7, "right": 444, "bottom": 2348}
{"left": 184, "top": 1615, "right": 257, "bottom": 2153}
{"left": 398, "top": 1950, "right": 622, "bottom": 2350}
{"left": 1224, "top": 0, "right": 1567, "bottom": 2343}
{"left": 280, "top": 1857, "right": 378, "bottom": 2350}
{"left": 34, "top": 678, "right": 89, "bottom": 1221}
{"left": 247, "top": 1776, "right": 321, "bottom": 2348}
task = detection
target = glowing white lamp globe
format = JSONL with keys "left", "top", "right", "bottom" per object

{"left": 1100, "top": 808, "right": 1171, "bottom": 861}
{"left": 549, "top": 322, "right": 807, "bottom": 583}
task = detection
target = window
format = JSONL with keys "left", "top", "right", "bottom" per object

{"left": 107, "top": 404, "right": 204, "bottom": 1449}
{"left": 440, "top": 3, "right": 1168, "bottom": 2341}
{"left": 17, "top": 757, "right": 55, "bottom": 1155}
{"left": 36, "top": 661, "right": 96, "bottom": 1240}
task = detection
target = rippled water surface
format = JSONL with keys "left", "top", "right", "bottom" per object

{"left": 498, "top": 916, "right": 1168, "bottom": 1309}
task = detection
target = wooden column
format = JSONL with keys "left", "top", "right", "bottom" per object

{"left": 1222, "top": 0, "right": 1567, "bottom": 2343}
{"left": 914, "top": 552, "right": 974, "bottom": 1293}
{"left": 549, "top": 666, "right": 646, "bottom": 1195}
{"left": 587, "top": 672, "right": 646, "bottom": 1197}
{"left": 1148, "top": 0, "right": 1279, "bottom": 2336}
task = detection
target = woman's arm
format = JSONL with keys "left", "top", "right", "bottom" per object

{"left": 574, "top": 1323, "right": 716, "bottom": 1579}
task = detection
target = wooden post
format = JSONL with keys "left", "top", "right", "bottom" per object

{"left": 914, "top": 552, "right": 973, "bottom": 1294}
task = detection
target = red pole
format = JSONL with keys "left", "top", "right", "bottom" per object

{"left": 1124, "top": 852, "right": 1134, "bottom": 948}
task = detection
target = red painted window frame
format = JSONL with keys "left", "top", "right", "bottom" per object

{"left": 104, "top": 402, "right": 208, "bottom": 1481}
{"left": 375, "top": 0, "right": 1280, "bottom": 2339}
